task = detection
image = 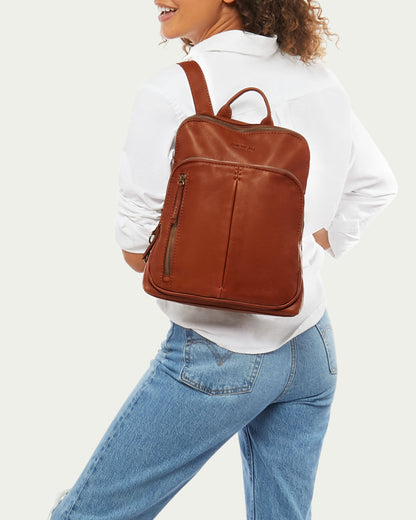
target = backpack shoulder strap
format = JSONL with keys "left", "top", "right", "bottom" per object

{"left": 177, "top": 60, "right": 214, "bottom": 116}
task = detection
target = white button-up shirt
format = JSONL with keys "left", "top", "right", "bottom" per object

{"left": 115, "top": 29, "right": 398, "bottom": 354}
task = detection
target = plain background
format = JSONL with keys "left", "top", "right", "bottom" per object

{"left": 1, "top": 1, "right": 415, "bottom": 519}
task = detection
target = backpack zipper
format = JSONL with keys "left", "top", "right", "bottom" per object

{"left": 142, "top": 222, "right": 160, "bottom": 264}
{"left": 179, "top": 114, "right": 308, "bottom": 142}
{"left": 164, "top": 173, "right": 186, "bottom": 276}
{"left": 174, "top": 156, "right": 304, "bottom": 191}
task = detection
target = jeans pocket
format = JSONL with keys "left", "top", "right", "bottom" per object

{"left": 179, "top": 330, "right": 263, "bottom": 396}
{"left": 315, "top": 311, "right": 337, "bottom": 375}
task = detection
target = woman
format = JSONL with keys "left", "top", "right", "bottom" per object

{"left": 49, "top": 1, "right": 398, "bottom": 519}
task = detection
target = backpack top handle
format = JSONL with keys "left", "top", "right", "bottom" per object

{"left": 178, "top": 60, "right": 274, "bottom": 126}
{"left": 217, "top": 87, "right": 274, "bottom": 126}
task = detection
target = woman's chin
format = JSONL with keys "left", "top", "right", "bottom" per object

{"left": 160, "top": 28, "right": 181, "bottom": 40}
{"left": 160, "top": 23, "right": 195, "bottom": 42}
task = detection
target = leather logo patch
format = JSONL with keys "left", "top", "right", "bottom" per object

{"left": 231, "top": 142, "right": 255, "bottom": 152}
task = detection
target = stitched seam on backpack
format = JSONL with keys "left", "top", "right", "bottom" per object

{"left": 219, "top": 166, "right": 241, "bottom": 296}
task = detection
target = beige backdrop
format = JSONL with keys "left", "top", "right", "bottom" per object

{"left": 1, "top": 1, "right": 414, "bottom": 519}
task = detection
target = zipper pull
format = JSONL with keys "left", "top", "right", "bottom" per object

{"left": 142, "top": 222, "right": 161, "bottom": 263}
{"left": 171, "top": 173, "right": 186, "bottom": 222}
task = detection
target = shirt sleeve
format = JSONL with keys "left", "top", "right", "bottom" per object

{"left": 115, "top": 84, "right": 181, "bottom": 254}
{"left": 326, "top": 109, "right": 399, "bottom": 259}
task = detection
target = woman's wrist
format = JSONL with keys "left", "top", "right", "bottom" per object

{"left": 312, "top": 228, "right": 331, "bottom": 250}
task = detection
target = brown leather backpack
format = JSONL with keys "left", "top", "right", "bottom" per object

{"left": 142, "top": 60, "right": 310, "bottom": 316}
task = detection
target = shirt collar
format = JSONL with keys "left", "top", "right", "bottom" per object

{"left": 185, "top": 30, "right": 278, "bottom": 58}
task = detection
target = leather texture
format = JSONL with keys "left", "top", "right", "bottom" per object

{"left": 142, "top": 60, "right": 310, "bottom": 316}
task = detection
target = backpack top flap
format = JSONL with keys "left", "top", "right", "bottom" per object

{"left": 176, "top": 60, "right": 310, "bottom": 193}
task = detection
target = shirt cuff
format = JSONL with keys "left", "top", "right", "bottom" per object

{"left": 327, "top": 214, "right": 360, "bottom": 259}
{"left": 115, "top": 215, "right": 152, "bottom": 254}
{"left": 114, "top": 191, "right": 162, "bottom": 254}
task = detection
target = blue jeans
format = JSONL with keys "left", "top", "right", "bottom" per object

{"left": 50, "top": 309, "right": 337, "bottom": 520}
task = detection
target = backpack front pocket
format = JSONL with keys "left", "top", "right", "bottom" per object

{"left": 157, "top": 157, "right": 304, "bottom": 309}
{"left": 160, "top": 159, "right": 240, "bottom": 297}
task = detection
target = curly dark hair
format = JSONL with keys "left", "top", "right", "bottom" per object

{"left": 161, "top": 0, "right": 339, "bottom": 65}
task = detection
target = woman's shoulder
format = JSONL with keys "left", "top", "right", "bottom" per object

{"left": 277, "top": 52, "right": 349, "bottom": 100}
{"left": 139, "top": 62, "right": 191, "bottom": 96}
{"left": 134, "top": 62, "right": 194, "bottom": 117}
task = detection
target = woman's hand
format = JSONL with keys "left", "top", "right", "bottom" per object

{"left": 312, "top": 228, "right": 331, "bottom": 250}
{"left": 122, "top": 251, "right": 146, "bottom": 273}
